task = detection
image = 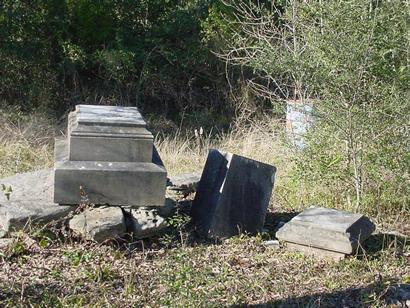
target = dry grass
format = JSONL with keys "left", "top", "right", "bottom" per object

{"left": 0, "top": 111, "right": 53, "bottom": 178}
{"left": 0, "top": 111, "right": 409, "bottom": 307}
{"left": 0, "top": 232, "right": 408, "bottom": 307}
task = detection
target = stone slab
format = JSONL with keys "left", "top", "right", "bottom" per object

{"left": 69, "top": 206, "right": 126, "bottom": 242}
{"left": 276, "top": 207, "right": 375, "bottom": 254}
{"left": 67, "top": 105, "right": 153, "bottom": 162}
{"left": 0, "top": 169, "right": 74, "bottom": 232}
{"left": 54, "top": 139, "right": 167, "bottom": 206}
{"left": 191, "top": 149, "right": 276, "bottom": 239}
{"left": 285, "top": 242, "right": 346, "bottom": 261}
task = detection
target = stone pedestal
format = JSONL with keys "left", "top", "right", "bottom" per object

{"left": 54, "top": 105, "right": 167, "bottom": 207}
{"left": 276, "top": 207, "right": 375, "bottom": 258}
{"left": 191, "top": 149, "right": 276, "bottom": 239}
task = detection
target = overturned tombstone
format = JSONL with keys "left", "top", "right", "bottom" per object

{"left": 191, "top": 149, "right": 276, "bottom": 239}
{"left": 276, "top": 207, "right": 375, "bottom": 260}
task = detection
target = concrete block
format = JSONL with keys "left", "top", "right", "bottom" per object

{"left": 191, "top": 149, "right": 276, "bottom": 239}
{"left": 54, "top": 139, "right": 167, "bottom": 206}
{"left": 276, "top": 207, "right": 375, "bottom": 254}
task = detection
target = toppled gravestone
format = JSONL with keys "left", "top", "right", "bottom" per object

{"left": 276, "top": 207, "right": 375, "bottom": 260}
{"left": 0, "top": 169, "right": 74, "bottom": 236}
{"left": 191, "top": 149, "right": 276, "bottom": 239}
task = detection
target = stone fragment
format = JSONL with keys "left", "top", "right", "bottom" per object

{"left": 54, "top": 105, "right": 167, "bottom": 207}
{"left": 168, "top": 171, "right": 202, "bottom": 193}
{"left": 123, "top": 207, "right": 167, "bottom": 239}
{"left": 0, "top": 169, "right": 74, "bottom": 233}
{"left": 69, "top": 206, "right": 126, "bottom": 242}
{"left": 0, "top": 229, "right": 6, "bottom": 238}
{"left": 263, "top": 240, "right": 280, "bottom": 249}
{"left": 191, "top": 149, "right": 276, "bottom": 239}
{"left": 276, "top": 207, "right": 375, "bottom": 255}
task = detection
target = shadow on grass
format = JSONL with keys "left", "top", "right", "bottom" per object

{"left": 230, "top": 280, "right": 409, "bottom": 308}
{"left": 263, "top": 210, "right": 300, "bottom": 234}
{"left": 361, "top": 232, "right": 408, "bottom": 257}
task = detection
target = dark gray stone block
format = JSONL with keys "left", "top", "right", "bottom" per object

{"left": 54, "top": 138, "right": 167, "bottom": 207}
{"left": 54, "top": 151, "right": 166, "bottom": 206}
{"left": 191, "top": 149, "right": 276, "bottom": 239}
{"left": 0, "top": 169, "right": 74, "bottom": 233}
{"left": 276, "top": 207, "right": 375, "bottom": 254}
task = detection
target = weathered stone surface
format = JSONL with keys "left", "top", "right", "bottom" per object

{"left": 69, "top": 206, "right": 126, "bottom": 242}
{"left": 68, "top": 105, "right": 153, "bottom": 162}
{"left": 276, "top": 207, "right": 375, "bottom": 254}
{"left": 168, "top": 171, "right": 202, "bottom": 192}
{"left": 0, "top": 229, "right": 6, "bottom": 238}
{"left": 191, "top": 149, "right": 276, "bottom": 239}
{"left": 285, "top": 242, "right": 346, "bottom": 261}
{"left": 123, "top": 207, "right": 167, "bottom": 239}
{"left": 54, "top": 139, "right": 167, "bottom": 206}
{"left": 0, "top": 169, "right": 74, "bottom": 232}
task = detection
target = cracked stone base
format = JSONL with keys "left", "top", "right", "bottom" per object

{"left": 54, "top": 139, "right": 167, "bottom": 207}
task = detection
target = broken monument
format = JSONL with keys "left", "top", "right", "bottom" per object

{"left": 54, "top": 105, "right": 167, "bottom": 207}
{"left": 191, "top": 149, "right": 276, "bottom": 239}
{"left": 0, "top": 105, "right": 171, "bottom": 242}
{"left": 0, "top": 169, "right": 73, "bottom": 235}
{"left": 276, "top": 207, "right": 375, "bottom": 260}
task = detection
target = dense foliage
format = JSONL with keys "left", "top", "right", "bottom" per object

{"left": 0, "top": 0, "right": 232, "bottom": 118}
{"left": 223, "top": 0, "right": 409, "bottom": 215}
